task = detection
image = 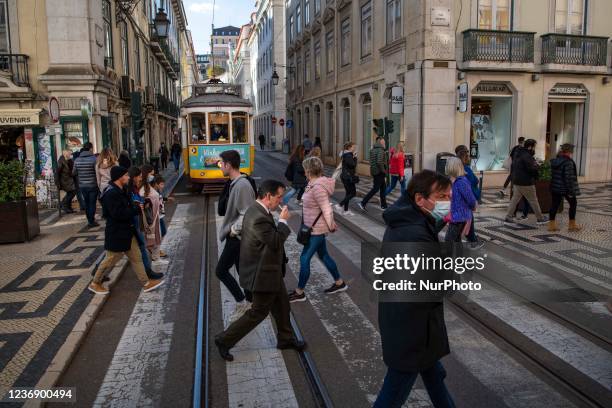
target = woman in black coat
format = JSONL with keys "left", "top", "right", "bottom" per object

{"left": 336, "top": 142, "right": 358, "bottom": 214}
{"left": 549, "top": 143, "right": 581, "bottom": 232}
{"left": 282, "top": 145, "right": 307, "bottom": 204}
{"left": 374, "top": 170, "right": 456, "bottom": 408}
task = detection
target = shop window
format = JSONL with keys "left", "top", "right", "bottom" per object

{"left": 209, "top": 112, "right": 230, "bottom": 143}
{"left": 62, "top": 119, "right": 88, "bottom": 153}
{"left": 232, "top": 112, "right": 248, "bottom": 143}
{"left": 470, "top": 97, "right": 512, "bottom": 171}
{"left": 191, "top": 113, "right": 207, "bottom": 143}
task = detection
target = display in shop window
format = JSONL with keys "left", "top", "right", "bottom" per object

{"left": 63, "top": 122, "right": 84, "bottom": 152}
{"left": 470, "top": 97, "right": 511, "bottom": 171}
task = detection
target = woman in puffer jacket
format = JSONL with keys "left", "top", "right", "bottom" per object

{"left": 549, "top": 143, "right": 582, "bottom": 232}
{"left": 288, "top": 157, "right": 348, "bottom": 303}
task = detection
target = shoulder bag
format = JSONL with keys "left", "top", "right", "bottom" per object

{"left": 297, "top": 211, "right": 322, "bottom": 246}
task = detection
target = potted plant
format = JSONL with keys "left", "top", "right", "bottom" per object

{"left": 535, "top": 159, "right": 555, "bottom": 214}
{"left": 0, "top": 160, "right": 40, "bottom": 243}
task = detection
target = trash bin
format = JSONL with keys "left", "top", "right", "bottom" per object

{"left": 271, "top": 136, "right": 277, "bottom": 151}
{"left": 436, "top": 152, "right": 455, "bottom": 175}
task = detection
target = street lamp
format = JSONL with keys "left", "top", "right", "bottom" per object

{"left": 271, "top": 69, "right": 280, "bottom": 86}
{"left": 154, "top": 3, "right": 170, "bottom": 39}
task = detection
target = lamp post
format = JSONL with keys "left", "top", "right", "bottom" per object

{"left": 154, "top": 1, "right": 170, "bottom": 39}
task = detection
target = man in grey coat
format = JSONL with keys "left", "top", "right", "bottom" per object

{"left": 72, "top": 142, "right": 99, "bottom": 227}
{"left": 217, "top": 150, "right": 256, "bottom": 316}
{"left": 214, "top": 180, "right": 305, "bottom": 361}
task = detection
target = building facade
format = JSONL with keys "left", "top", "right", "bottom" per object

{"left": 196, "top": 53, "right": 211, "bottom": 80}
{"left": 285, "top": 0, "right": 612, "bottom": 184}
{"left": 249, "top": 0, "right": 287, "bottom": 150}
{"left": 230, "top": 22, "right": 254, "bottom": 102}
{"left": 0, "top": 0, "right": 192, "bottom": 205}
{"left": 211, "top": 25, "right": 240, "bottom": 77}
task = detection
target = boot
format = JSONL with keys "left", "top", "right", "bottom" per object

{"left": 548, "top": 220, "right": 560, "bottom": 232}
{"left": 568, "top": 219, "right": 583, "bottom": 232}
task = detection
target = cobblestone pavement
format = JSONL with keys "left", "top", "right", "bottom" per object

{"left": 0, "top": 164, "right": 182, "bottom": 403}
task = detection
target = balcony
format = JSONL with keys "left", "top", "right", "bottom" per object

{"left": 0, "top": 54, "right": 30, "bottom": 88}
{"left": 541, "top": 33, "right": 608, "bottom": 73}
{"left": 155, "top": 93, "right": 180, "bottom": 118}
{"left": 150, "top": 24, "right": 179, "bottom": 80}
{"left": 462, "top": 29, "right": 535, "bottom": 71}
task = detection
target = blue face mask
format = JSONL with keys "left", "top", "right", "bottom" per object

{"left": 426, "top": 200, "right": 451, "bottom": 222}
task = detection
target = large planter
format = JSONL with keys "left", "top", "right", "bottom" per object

{"left": 0, "top": 197, "right": 40, "bottom": 244}
{"left": 535, "top": 180, "right": 562, "bottom": 214}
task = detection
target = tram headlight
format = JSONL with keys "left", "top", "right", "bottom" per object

{"left": 200, "top": 172, "right": 205, "bottom": 177}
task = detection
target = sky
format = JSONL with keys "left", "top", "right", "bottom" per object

{"left": 183, "top": 0, "right": 255, "bottom": 55}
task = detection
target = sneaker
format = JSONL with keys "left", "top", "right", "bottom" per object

{"left": 229, "top": 301, "right": 250, "bottom": 323}
{"left": 88, "top": 282, "right": 109, "bottom": 295}
{"left": 518, "top": 215, "right": 529, "bottom": 220}
{"left": 357, "top": 202, "right": 367, "bottom": 212}
{"left": 153, "top": 259, "right": 170, "bottom": 265}
{"left": 87, "top": 222, "right": 100, "bottom": 228}
{"left": 504, "top": 216, "right": 515, "bottom": 224}
{"left": 342, "top": 210, "right": 355, "bottom": 216}
{"left": 146, "top": 269, "right": 164, "bottom": 280}
{"left": 143, "top": 279, "right": 165, "bottom": 292}
{"left": 536, "top": 216, "right": 549, "bottom": 225}
{"left": 467, "top": 241, "right": 485, "bottom": 250}
{"left": 288, "top": 290, "right": 306, "bottom": 303}
{"left": 334, "top": 204, "right": 343, "bottom": 212}
{"left": 324, "top": 282, "right": 348, "bottom": 294}
{"left": 159, "top": 250, "right": 168, "bottom": 258}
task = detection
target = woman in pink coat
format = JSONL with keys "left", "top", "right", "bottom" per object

{"left": 139, "top": 164, "right": 162, "bottom": 261}
{"left": 288, "top": 157, "right": 347, "bottom": 303}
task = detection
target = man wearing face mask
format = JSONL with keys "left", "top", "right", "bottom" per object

{"left": 374, "top": 170, "right": 456, "bottom": 408}
{"left": 504, "top": 139, "right": 548, "bottom": 225}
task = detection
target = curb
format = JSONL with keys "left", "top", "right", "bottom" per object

{"left": 27, "top": 163, "right": 184, "bottom": 408}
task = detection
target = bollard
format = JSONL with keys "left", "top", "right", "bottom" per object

{"left": 478, "top": 170, "right": 484, "bottom": 205}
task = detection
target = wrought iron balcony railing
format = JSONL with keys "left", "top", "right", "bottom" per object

{"left": 155, "top": 93, "right": 180, "bottom": 118}
{"left": 541, "top": 33, "right": 608, "bottom": 66}
{"left": 0, "top": 54, "right": 30, "bottom": 87}
{"left": 463, "top": 29, "right": 535, "bottom": 63}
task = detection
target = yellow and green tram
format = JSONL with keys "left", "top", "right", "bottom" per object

{"left": 180, "top": 82, "right": 255, "bottom": 192}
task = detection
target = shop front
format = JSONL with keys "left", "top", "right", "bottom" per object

{"left": 469, "top": 82, "right": 514, "bottom": 172}
{"left": 0, "top": 110, "right": 42, "bottom": 163}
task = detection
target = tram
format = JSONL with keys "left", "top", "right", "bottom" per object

{"left": 180, "top": 80, "right": 255, "bottom": 192}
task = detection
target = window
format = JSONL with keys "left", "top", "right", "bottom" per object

{"left": 341, "top": 18, "right": 351, "bottom": 66}
{"left": 314, "top": 40, "right": 321, "bottom": 79}
{"left": 555, "top": 0, "right": 585, "bottom": 34}
{"left": 120, "top": 22, "right": 129, "bottom": 75}
{"left": 304, "top": 47, "right": 311, "bottom": 84}
{"left": 342, "top": 99, "right": 351, "bottom": 144}
{"left": 386, "top": 0, "right": 402, "bottom": 44}
{"left": 478, "top": 0, "right": 511, "bottom": 30}
{"left": 102, "top": 0, "right": 113, "bottom": 68}
{"left": 315, "top": 105, "right": 321, "bottom": 140}
{"left": 326, "top": 102, "right": 334, "bottom": 155}
{"left": 315, "top": 0, "right": 321, "bottom": 15}
{"left": 191, "top": 113, "right": 207, "bottom": 143}
{"left": 361, "top": 2, "right": 372, "bottom": 58}
{"left": 326, "top": 31, "right": 335, "bottom": 73}
{"left": 296, "top": 56, "right": 302, "bottom": 88}
{"left": 209, "top": 112, "right": 230, "bottom": 143}
{"left": 134, "top": 37, "right": 141, "bottom": 85}
{"left": 361, "top": 94, "right": 372, "bottom": 160}
{"left": 470, "top": 95, "right": 512, "bottom": 171}
{"left": 296, "top": 4, "right": 302, "bottom": 33}
{"left": 232, "top": 112, "right": 248, "bottom": 143}
{"left": 289, "top": 15, "right": 295, "bottom": 42}
{"left": 305, "top": 107, "right": 311, "bottom": 137}
{"left": 305, "top": 0, "right": 310, "bottom": 25}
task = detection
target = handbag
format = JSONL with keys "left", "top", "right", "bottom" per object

{"left": 297, "top": 211, "right": 323, "bottom": 246}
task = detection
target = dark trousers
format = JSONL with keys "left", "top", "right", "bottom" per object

{"left": 260, "top": 141, "right": 265, "bottom": 150}
{"left": 550, "top": 193, "right": 577, "bottom": 221}
{"left": 444, "top": 222, "right": 466, "bottom": 242}
{"left": 76, "top": 188, "right": 86, "bottom": 210}
{"left": 339, "top": 179, "right": 356, "bottom": 211}
{"left": 172, "top": 154, "right": 180, "bottom": 171}
{"left": 80, "top": 186, "right": 99, "bottom": 224}
{"left": 217, "top": 281, "right": 294, "bottom": 349}
{"left": 161, "top": 156, "right": 168, "bottom": 169}
{"left": 216, "top": 237, "right": 249, "bottom": 302}
{"left": 362, "top": 174, "right": 387, "bottom": 208}
{"left": 61, "top": 190, "right": 76, "bottom": 210}
{"left": 466, "top": 216, "right": 477, "bottom": 243}
{"left": 374, "top": 362, "right": 456, "bottom": 408}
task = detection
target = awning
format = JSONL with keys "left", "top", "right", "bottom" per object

{"left": 0, "top": 109, "right": 42, "bottom": 127}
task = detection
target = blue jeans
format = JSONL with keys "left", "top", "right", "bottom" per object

{"left": 160, "top": 217, "right": 167, "bottom": 237}
{"left": 172, "top": 154, "right": 180, "bottom": 171}
{"left": 133, "top": 216, "right": 152, "bottom": 271}
{"left": 384, "top": 175, "right": 407, "bottom": 197}
{"left": 374, "top": 361, "right": 456, "bottom": 408}
{"left": 80, "top": 186, "right": 99, "bottom": 224}
{"left": 298, "top": 234, "right": 340, "bottom": 289}
{"left": 282, "top": 186, "right": 305, "bottom": 205}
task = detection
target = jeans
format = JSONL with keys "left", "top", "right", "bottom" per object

{"left": 339, "top": 179, "right": 356, "bottom": 211}
{"left": 282, "top": 186, "right": 305, "bottom": 205}
{"left": 384, "top": 175, "right": 407, "bottom": 197}
{"left": 160, "top": 217, "right": 167, "bottom": 237}
{"left": 374, "top": 362, "right": 456, "bottom": 408}
{"left": 361, "top": 174, "right": 387, "bottom": 208}
{"left": 80, "top": 186, "right": 99, "bottom": 224}
{"left": 298, "top": 234, "right": 340, "bottom": 290}
{"left": 172, "top": 154, "right": 180, "bottom": 171}
{"left": 550, "top": 193, "right": 577, "bottom": 220}
{"left": 76, "top": 188, "right": 86, "bottom": 210}
{"left": 216, "top": 236, "right": 249, "bottom": 302}
{"left": 61, "top": 190, "right": 76, "bottom": 211}
{"left": 133, "top": 216, "right": 153, "bottom": 272}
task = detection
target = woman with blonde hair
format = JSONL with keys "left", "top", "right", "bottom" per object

{"left": 288, "top": 156, "right": 347, "bottom": 303}
{"left": 444, "top": 157, "right": 478, "bottom": 243}
{"left": 96, "top": 147, "right": 118, "bottom": 193}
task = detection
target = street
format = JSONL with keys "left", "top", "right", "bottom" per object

{"left": 1, "top": 151, "right": 610, "bottom": 407}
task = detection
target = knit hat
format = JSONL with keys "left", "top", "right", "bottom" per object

{"left": 110, "top": 165, "right": 128, "bottom": 181}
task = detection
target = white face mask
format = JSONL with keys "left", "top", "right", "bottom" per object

{"left": 147, "top": 174, "right": 154, "bottom": 183}
{"left": 426, "top": 199, "right": 451, "bottom": 222}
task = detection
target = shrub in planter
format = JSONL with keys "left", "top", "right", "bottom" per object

{"left": 0, "top": 161, "right": 40, "bottom": 243}
{"left": 535, "top": 160, "right": 557, "bottom": 214}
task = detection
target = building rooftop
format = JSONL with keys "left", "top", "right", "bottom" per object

{"left": 212, "top": 26, "right": 240, "bottom": 36}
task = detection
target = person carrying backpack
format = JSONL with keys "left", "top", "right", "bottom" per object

{"left": 282, "top": 145, "right": 307, "bottom": 205}
{"left": 335, "top": 141, "right": 358, "bottom": 215}
{"left": 359, "top": 137, "right": 388, "bottom": 211}
{"left": 217, "top": 150, "right": 257, "bottom": 321}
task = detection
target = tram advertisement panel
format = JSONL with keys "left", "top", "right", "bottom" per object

{"left": 188, "top": 144, "right": 251, "bottom": 171}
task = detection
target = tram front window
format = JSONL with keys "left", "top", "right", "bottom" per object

{"left": 232, "top": 112, "right": 248, "bottom": 143}
{"left": 209, "top": 112, "right": 229, "bottom": 143}
{"left": 191, "top": 114, "right": 207, "bottom": 144}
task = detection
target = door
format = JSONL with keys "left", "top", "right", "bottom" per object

{"left": 546, "top": 102, "right": 584, "bottom": 174}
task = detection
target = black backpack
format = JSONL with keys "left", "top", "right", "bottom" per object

{"left": 217, "top": 174, "right": 258, "bottom": 216}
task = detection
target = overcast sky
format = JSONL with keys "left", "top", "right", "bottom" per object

{"left": 183, "top": 0, "right": 255, "bottom": 54}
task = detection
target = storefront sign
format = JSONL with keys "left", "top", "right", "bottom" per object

{"left": 431, "top": 7, "right": 451, "bottom": 26}
{"left": 0, "top": 110, "right": 41, "bottom": 126}
{"left": 474, "top": 82, "right": 512, "bottom": 95}
{"left": 391, "top": 86, "right": 404, "bottom": 114}
{"left": 457, "top": 82, "right": 468, "bottom": 113}
{"left": 549, "top": 84, "right": 587, "bottom": 96}
{"left": 58, "top": 97, "right": 84, "bottom": 111}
